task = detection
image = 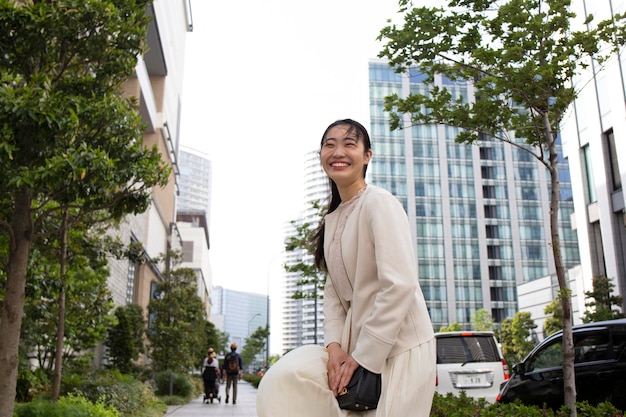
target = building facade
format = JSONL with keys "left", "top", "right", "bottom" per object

{"left": 176, "top": 146, "right": 214, "bottom": 319}
{"left": 212, "top": 286, "right": 269, "bottom": 364}
{"left": 177, "top": 146, "right": 213, "bottom": 223}
{"left": 107, "top": 1, "right": 191, "bottom": 319}
{"left": 282, "top": 151, "right": 329, "bottom": 351}
{"left": 368, "top": 61, "right": 581, "bottom": 330}
{"left": 561, "top": 0, "right": 626, "bottom": 314}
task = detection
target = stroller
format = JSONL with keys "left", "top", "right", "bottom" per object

{"left": 202, "top": 365, "right": 221, "bottom": 404}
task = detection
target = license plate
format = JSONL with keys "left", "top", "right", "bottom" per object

{"left": 456, "top": 373, "right": 489, "bottom": 388}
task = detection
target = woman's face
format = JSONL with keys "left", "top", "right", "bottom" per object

{"left": 320, "top": 124, "right": 372, "bottom": 188}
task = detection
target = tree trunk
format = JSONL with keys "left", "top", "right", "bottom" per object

{"left": 0, "top": 187, "right": 34, "bottom": 417}
{"left": 51, "top": 210, "right": 69, "bottom": 401}
{"left": 544, "top": 113, "right": 577, "bottom": 416}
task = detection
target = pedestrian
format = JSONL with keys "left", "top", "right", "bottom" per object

{"left": 221, "top": 342, "right": 243, "bottom": 405}
{"left": 202, "top": 348, "right": 221, "bottom": 403}
{"left": 257, "top": 119, "right": 436, "bottom": 417}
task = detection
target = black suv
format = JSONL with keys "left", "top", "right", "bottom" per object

{"left": 497, "top": 318, "right": 626, "bottom": 410}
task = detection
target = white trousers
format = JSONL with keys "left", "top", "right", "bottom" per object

{"left": 256, "top": 340, "right": 436, "bottom": 417}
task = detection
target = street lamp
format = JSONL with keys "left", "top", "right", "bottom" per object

{"left": 248, "top": 313, "right": 261, "bottom": 336}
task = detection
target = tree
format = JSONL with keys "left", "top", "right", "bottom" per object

{"left": 241, "top": 325, "right": 270, "bottom": 369}
{"left": 438, "top": 322, "right": 462, "bottom": 332}
{"left": 147, "top": 254, "right": 207, "bottom": 373}
{"left": 377, "top": 1, "right": 626, "bottom": 413}
{"left": 471, "top": 308, "right": 494, "bottom": 331}
{"left": 582, "top": 275, "right": 624, "bottom": 323}
{"left": 106, "top": 304, "right": 146, "bottom": 375}
{"left": 0, "top": 1, "right": 169, "bottom": 414}
{"left": 499, "top": 312, "right": 537, "bottom": 368}
{"left": 20, "top": 225, "right": 116, "bottom": 371}
{"left": 197, "top": 321, "right": 228, "bottom": 369}
{"left": 544, "top": 296, "right": 564, "bottom": 336}
{"left": 284, "top": 201, "right": 327, "bottom": 344}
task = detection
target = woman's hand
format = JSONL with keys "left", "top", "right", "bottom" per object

{"left": 326, "top": 343, "right": 360, "bottom": 396}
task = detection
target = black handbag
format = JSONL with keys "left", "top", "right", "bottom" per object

{"left": 336, "top": 365, "right": 382, "bottom": 411}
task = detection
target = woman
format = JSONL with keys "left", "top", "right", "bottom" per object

{"left": 257, "top": 119, "right": 435, "bottom": 417}
{"left": 202, "top": 348, "right": 221, "bottom": 403}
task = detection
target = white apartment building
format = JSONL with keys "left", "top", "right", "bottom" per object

{"left": 282, "top": 150, "right": 329, "bottom": 351}
{"left": 561, "top": 0, "right": 626, "bottom": 313}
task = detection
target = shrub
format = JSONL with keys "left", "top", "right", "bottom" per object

{"left": 16, "top": 367, "right": 50, "bottom": 403}
{"left": 243, "top": 373, "right": 262, "bottom": 388}
{"left": 154, "top": 370, "right": 193, "bottom": 398}
{"left": 429, "top": 392, "right": 625, "bottom": 417}
{"left": 14, "top": 393, "right": 119, "bottom": 417}
{"left": 71, "top": 369, "right": 157, "bottom": 415}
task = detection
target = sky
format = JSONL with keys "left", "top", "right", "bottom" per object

{"left": 178, "top": 0, "right": 404, "bottom": 351}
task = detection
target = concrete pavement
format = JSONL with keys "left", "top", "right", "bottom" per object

{"left": 165, "top": 380, "right": 258, "bottom": 417}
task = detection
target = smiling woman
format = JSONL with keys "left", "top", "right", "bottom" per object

{"left": 256, "top": 119, "right": 436, "bottom": 417}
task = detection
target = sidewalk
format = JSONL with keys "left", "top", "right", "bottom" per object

{"left": 165, "top": 380, "right": 258, "bottom": 417}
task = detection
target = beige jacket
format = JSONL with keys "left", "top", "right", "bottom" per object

{"left": 323, "top": 185, "right": 434, "bottom": 374}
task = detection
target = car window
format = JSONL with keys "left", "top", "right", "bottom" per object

{"left": 528, "top": 340, "right": 562, "bottom": 371}
{"left": 437, "top": 336, "right": 499, "bottom": 364}
{"left": 612, "top": 328, "right": 626, "bottom": 360}
{"left": 574, "top": 331, "right": 609, "bottom": 363}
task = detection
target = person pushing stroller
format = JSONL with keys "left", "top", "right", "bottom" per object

{"left": 202, "top": 348, "right": 221, "bottom": 403}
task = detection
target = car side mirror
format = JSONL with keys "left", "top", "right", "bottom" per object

{"left": 512, "top": 362, "right": 525, "bottom": 376}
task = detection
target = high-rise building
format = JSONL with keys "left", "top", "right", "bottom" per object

{"left": 561, "top": 0, "right": 626, "bottom": 314}
{"left": 368, "top": 60, "right": 580, "bottom": 330}
{"left": 176, "top": 146, "right": 213, "bottom": 319}
{"left": 212, "top": 286, "right": 269, "bottom": 365}
{"left": 177, "top": 146, "right": 213, "bottom": 222}
{"left": 282, "top": 151, "right": 329, "bottom": 351}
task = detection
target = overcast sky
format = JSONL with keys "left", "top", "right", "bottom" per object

{"left": 179, "top": 0, "right": 404, "bottom": 351}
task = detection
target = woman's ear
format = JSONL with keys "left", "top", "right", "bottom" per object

{"left": 364, "top": 149, "right": 373, "bottom": 165}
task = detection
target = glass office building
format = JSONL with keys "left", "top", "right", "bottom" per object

{"left": 368, "top": 61, "right": 580, "bottom": 330}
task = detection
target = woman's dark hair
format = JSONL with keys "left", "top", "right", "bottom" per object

{"left": 313, "top": 119, "right": 372, "bottom": 272}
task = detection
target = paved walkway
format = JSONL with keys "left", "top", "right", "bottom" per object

{"left": 165, "top": 380, "right": 258, "bottom": 417}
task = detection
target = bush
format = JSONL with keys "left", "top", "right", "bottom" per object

{"left": 70, "top": 369, "right": 158, "bottom": 415}
{"left": 154, "top": 370, "right": 193, "bottom": 398}
{"left": 16, "top": 367, "right": 50, "bottom": 403}
{"left": 14, "top": 393, "right": 119, "bottom": 417}
{"left": 429, "top": 392, "right": 625, "bottom": 417}
{"left": 243, "top": 373, "right": 262, "bottom": 388}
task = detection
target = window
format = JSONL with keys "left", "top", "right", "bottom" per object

{"left": 487, "top": 245, "right": 501, "bottom": 259}
{"left": 486, "top": 225, "right": 499, "bottom": 239}
{"left": 604, "top": 129, "right": 622, "bottom": 191}
{"left": 583, "top": 144, "right": 597, "bottom": 203}
{"left": 484, "top": 205, "right": 497, "bottom": 218}
{"left": 529, "top": 340, "right": 562, "bottom": 371}
{"left": 574, "top": 331, "right": 609, "bottom": 363}
{"left": 489, "top": 266, "right": 502, "bottom": 280}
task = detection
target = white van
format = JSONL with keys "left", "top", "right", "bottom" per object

{"left": 435, "top": 331, "right": 509, "bottom": 402}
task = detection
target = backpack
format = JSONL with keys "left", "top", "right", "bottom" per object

{"left": 226, "top": 353, "right": 239, "bottom": 373}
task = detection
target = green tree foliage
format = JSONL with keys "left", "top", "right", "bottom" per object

{"left": 499, "top": 312, "right": 537, "bottom": 368}
{"left": 197, "top": 321, "right": 228, "bottom": 368}
{"left": 19, "top": 225, "right": 115, "bottom": 376}
{"left": 582, "top": 275, "right": 624, "bottom": 323}
{"left": 544, "top": 297, "right": 564, "bottom": 336}
{"left": 284, "top": 200, "right": 327, "bottom": 344}
{"left": 147, "top": 254, "right": 207, "bottom": 373}
{"left": 241, "top": 325, "right": 270, "bottom": 368}
{"left": 377, "top": 1, "right": 626, "bottom": 413}
{"left": 439, "top": 322, "right": 462, "bottom": 332}
{"left": 105, "top": 304, "right": 146, "bottom": 375}
{"left": 0, "top": 1, "right": 170, "bottom": 414}
{"left": 472, "top": 308, "right": 494, "bottom": 331}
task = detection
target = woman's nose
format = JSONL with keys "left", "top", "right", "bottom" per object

{"left": 332, "top": 144, "right": 346, "bottom": 156}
